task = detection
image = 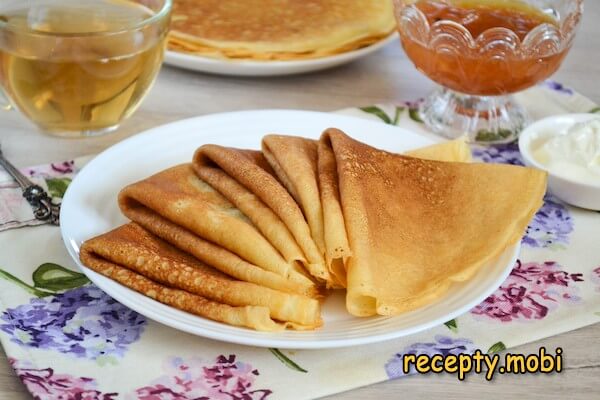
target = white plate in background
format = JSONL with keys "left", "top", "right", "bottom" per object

{"left": 163, "top": 34, "right": 398, "bottom": 76}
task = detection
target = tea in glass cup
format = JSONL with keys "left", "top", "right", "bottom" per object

{"left": 0, "top": 0, "right": 171, "bottom": 137}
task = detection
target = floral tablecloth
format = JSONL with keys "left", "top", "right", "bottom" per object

{"left": 0, "top": 81, "right": 599, "bottom": 400}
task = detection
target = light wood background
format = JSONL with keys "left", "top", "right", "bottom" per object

{"left": 1, "top": 2, "right": 599, "bottom": 399}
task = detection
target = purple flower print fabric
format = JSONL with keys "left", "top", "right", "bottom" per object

{"left": 10, "top": 358, "right": 118, "bottom": 400}
{"left": 471, "top": 261, "right": 584, "bottom": 322}
{"left": 1, "top": 286, "right": 146, "bottom": 361}
{"left": 132, "top": 355, "right": 272, "bottom": 400}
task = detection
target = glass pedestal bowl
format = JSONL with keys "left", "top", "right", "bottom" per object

{"left": 393, "top": 0, "right": 583, "bottom": 143}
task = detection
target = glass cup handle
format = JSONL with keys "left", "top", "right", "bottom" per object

{"left": 0, "top": 88, "right": 12, "bottom": 111}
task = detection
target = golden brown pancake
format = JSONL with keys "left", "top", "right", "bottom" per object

{"left": 261, "top": 136, "right": 474, "bottom": 289}
{"left": 118, "top": 164, "right": 317, "bottom": 297}
{"left": 321, "top": 129, "right": 547, "bottom": 316}
{"left": 261, "top": 137, "right": 325, "bottom": 254}
{"left": 169, "top": 0, "right": 396, "bottom": 60}
{"left": 193, "top": 145, "right": 333, "bottom": 285}
{"left": 80, "top": 256, "right": 284, "bottom": 331}
{"left": 80, "top": 223, "right": 322, "bottom": 330}
{"left": 194, "top": 156, "right": 307, "bottom": 268}
{"left": 120, "top": 203, "right": 318, "bottom": 298}
{"left": 262, "top": 135, "right": 347, "bottom": 288}
{"left": 318, "top": 137, "right": 352, "bottom": 288}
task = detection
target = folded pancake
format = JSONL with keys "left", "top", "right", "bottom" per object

{"left": 194, "top": 155, "right": 307, "bottom": 267}
{"left": 118, "top": 164, "right": 317, "bottom": 296}
{"left": 80, "top": 223, "right": 322, "bottom": 330}
{"left": 169, "top": 0, "right": 396, "bottom": 60}
{"left": 261, "top": 136, "right": 325, "bottom": 255}
{"left": 321, "top": 129, "right": 547, "bottom": 316}
{"left": 317, "top": 138, "right": 352, "bottom": 288}
{"left": 193, "top": 145, "right": 332, "bottom": 284}
{"left": 121, "top": 203, "right": 318, "bottom": 298}
{"left": 315, "top": 137, "right": 474, "bottom": 287}
{"left": 262, "top": 135, "right": 349, "bottom": 288}
{"left": 81, "top": 247, "right": 287, "bottom": 332}
{"left": 80, "top": 259, "right": 285, "bottom": 331}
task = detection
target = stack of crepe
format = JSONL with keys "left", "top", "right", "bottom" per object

{"left": 80, "top": 129, "right": 547, "bottom": 331}
{"left": 168, "top": 0, "right": 396, "bottom": 60}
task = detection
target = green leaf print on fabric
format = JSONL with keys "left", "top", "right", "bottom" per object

{"left": 360, "top": 105, "right": 406, "bottom": 125}
{"left": 475, "top": 129, "right": 514, "bottom": 143}
{"left": 269, "top": 348, "right": 307, "bottom": 373}
{"left": 32, "top": 263, "right": 90, "bottom": 291}
{"left": 589, "top": 107, "right": 600, "bottom": 114}
{"left": 444, "top": 319, "right": 458, "bottom": 333}
{"left": 392, "top": 106, "right": 405, "bottom": 125}
{"left": 487, "top": 342, "right": 507, "bottom": 353}
{"left": 45, "top": 178, "right": 72, "bottom": 199}
{"left": 408, "top": 108, "right": 424, "bottom": 123}
{"left": 360, "top": 106, "right": 393, "bottom": 124}
{"left": 0, "top": 270, "right": 54, "bottom": 298}
{"left": 0, "top": 263, "right": 89, "bottom": 296}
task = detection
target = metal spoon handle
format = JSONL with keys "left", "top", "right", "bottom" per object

{"left": 0, "top": 146, "right": 60, "bottom": 225}
{"left": 0, "top": 147, "right": 33, "bottom": 189}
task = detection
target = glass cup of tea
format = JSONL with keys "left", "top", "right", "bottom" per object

{"left": 0, "top": 0, "right": 171, "bottom": 137}
{"left": 393, "top": 0, "right": 583, "bottom": 143}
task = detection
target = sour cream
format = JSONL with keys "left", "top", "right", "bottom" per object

{"left": 531, "top": 118, "right": 600, "bottom": 186}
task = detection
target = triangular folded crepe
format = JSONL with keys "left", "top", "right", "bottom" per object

{"left": 118, "top": 164, "right": 317, "bottom": 298}
{"left": 262, "top": 135, "right": 347, "bottom": 288}
{"left": 193, "top": 145, "right": 332, "bottom": 284}
{"left": 121, "top": 203, "right": 318, "bottom": 298}
{"left": 193, "top": 152, "right": 307, "bottom": 267}
{"left": 80, "top": 224, "right": 321, "bottom": 331}
{"left": 321, "top": 129, "right": 547, "bottom": 316}
{"left": 261, "top": 136, "right": 474, "bottom": 289}
{"left": 262, "top": 135, "right": 325, "bottom": 253}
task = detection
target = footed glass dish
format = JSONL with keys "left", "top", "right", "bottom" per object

{"left": 393, "top": 0, "right": 583, "bottom": 143}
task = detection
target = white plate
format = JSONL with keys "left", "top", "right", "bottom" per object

{"left": 163, "top": 34, "right": 398, "bottom": 76}
{"left": 61, "top": 110, "right": 519, "bottom": 349}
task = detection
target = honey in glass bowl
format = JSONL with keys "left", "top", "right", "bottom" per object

{"left": 394, "top": 0, "right": 583, "bottom": 143}
{"left": 402, "top": 0, "right": 568, "bottom": 95}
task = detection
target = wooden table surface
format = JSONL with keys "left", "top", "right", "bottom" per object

{"left": 1, "top": 3, "right": 599, "bottom": 399}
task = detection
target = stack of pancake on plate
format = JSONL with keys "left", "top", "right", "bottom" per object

{"left": 167, "top": 0, "right": 397, "bottom": 60}
{"left": 80, "top": 129, "right": 547, "bottom": 331}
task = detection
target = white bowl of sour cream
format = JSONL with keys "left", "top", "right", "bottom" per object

{"left": 519, "top": 114, "right": 600, "bottom": 210}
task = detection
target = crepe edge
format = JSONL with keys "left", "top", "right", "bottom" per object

{"left": 167, "top": 30, "right": 395, "bottom": 61}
